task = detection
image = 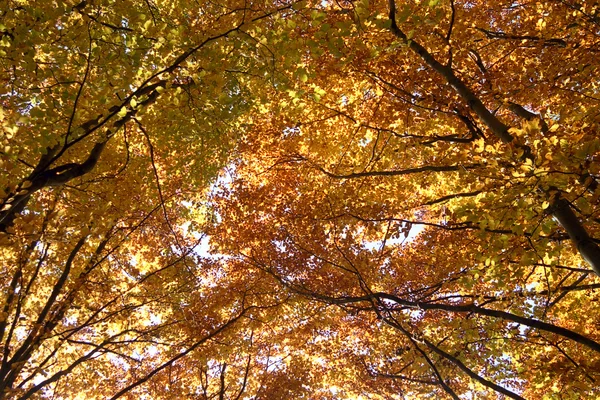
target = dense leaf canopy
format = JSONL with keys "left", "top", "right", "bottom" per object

{"left": 1, "top": 0, "right": 600, "bottom": 398}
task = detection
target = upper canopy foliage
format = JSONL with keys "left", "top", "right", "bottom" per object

{"left": 1, "top": 0, "right": 599, "bottom": 398}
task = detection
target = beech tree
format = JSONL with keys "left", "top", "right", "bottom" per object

{"left": 210, "top": 0, "right": 600, "bottom": 397}
{"left": 0, "top": 0, "right": 301, "bottom": 397}
{"left": 1, "top": 0, "right": 600, "bottom": 398}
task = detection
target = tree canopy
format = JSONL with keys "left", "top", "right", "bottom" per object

{"left": 1, "top": 0, "right": 600, "bottom": 398}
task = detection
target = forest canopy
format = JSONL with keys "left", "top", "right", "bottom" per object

{"left": 1, "top": 0, "right": 600, "bottom": 398}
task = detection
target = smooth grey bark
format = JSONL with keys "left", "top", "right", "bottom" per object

{"left": 553, "top": 197, "right": 600, "bottom": 275}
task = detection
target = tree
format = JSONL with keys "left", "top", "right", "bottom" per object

{"left": 0, "top": 0, "right": 304, "bottom": 397}
{"left": 208, "top": 0, "right": 600, "bottom": 397}
{"left": 2, "top": 0, "right": 600, "bottom": 398}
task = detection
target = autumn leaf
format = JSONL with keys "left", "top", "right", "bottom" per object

{"left": 1, "top": 0, "right": 600, "bottom": 399}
